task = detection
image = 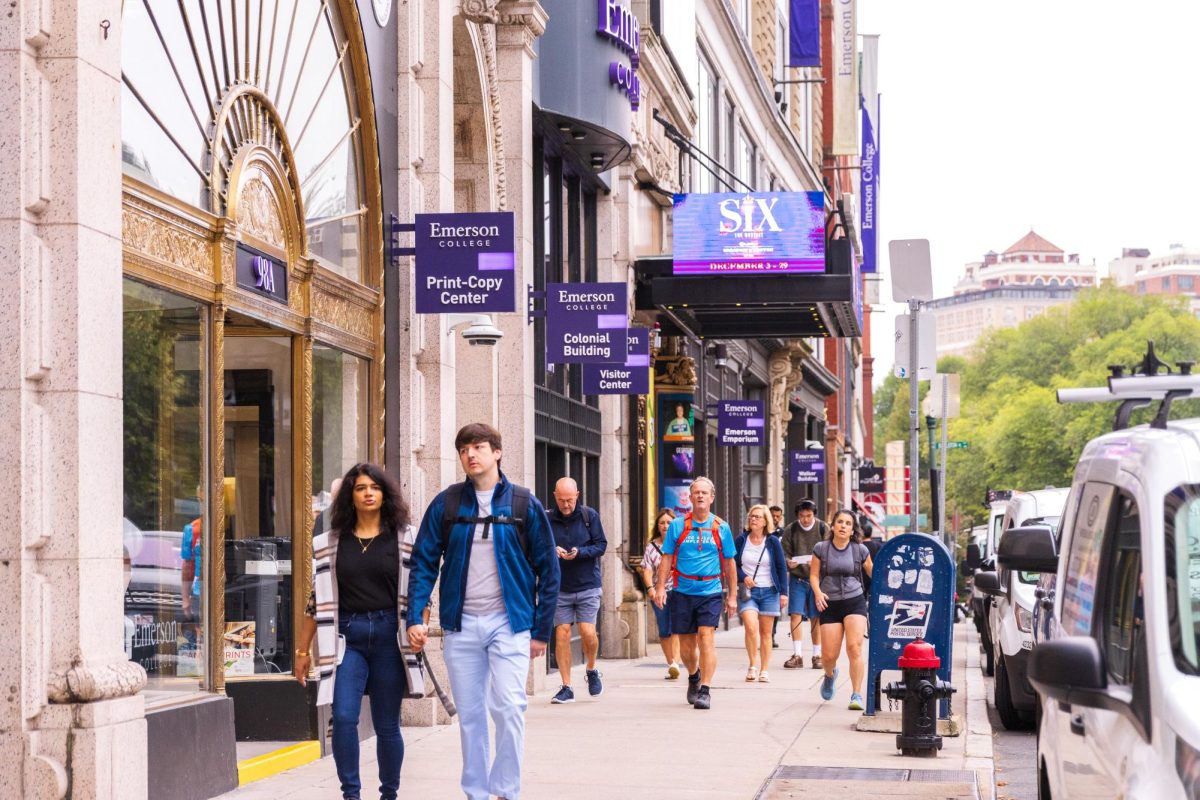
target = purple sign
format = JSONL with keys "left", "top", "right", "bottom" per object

{"left": 415, "top": 212, "right": 515, "bottom": 313}
{"left": 790, "top": 449, "right": 825, "bottom": 484}
{"left": 545, "top": 282, "right": 628, "bottom": 364}
{"left": 236, "top": 243, "right": 288, "bottom": 304}
{"left": 860, "top": 96, "right": 879, "bottom": 274}
{"left": 582, "top": 328, "right": 649, "bottom": 394}
{"left": 597, "top": 0, "right": 641, "bottom": 110}
{"left": 672, "top": 192, "right": 826, "bottom": 275}
{"left": 788, "top": 0, "right": 821, "bottom": 68}
{"left": 717, "top": 400, "right": 764, "bottom": 447}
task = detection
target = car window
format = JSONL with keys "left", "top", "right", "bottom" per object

{"left": 1165, "top": 485, "right": 1200, "bottom": 675}
{"left": 1061, "top": 482, "right": 1116, "bottom": 637}
{"left": 1099, "top": 493, "right": 1143, "bottom": 686}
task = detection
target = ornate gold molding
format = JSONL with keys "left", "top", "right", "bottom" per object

{"left": 312, "top": 289, "right": 375, "bottom": 343}
{"left": 653, "top": 354, "right": 697, "bottom": 390}
{"left": 235, "top": 174, "right": 286, "bottom": 249}
{"left": 122, "top": 207, "right": 211, "bottom": 279}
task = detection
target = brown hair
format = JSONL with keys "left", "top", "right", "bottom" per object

{"left": 651, "top": 507, "right": 675, "bottom": 540}
{"left": 829, "top": 508, "right": 861, "bottom": 542}
{"left": 454, "top": 422, "right": 502, "bottom": 454}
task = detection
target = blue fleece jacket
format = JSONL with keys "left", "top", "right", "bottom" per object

{"left": 734, "top": 533, "right": 789, "bottom": 594}
{"left": 547, "top": 505, "right": 607, "bottom": 593}
{"left": 407, "top": 474, "right": 561, "bottom": 642}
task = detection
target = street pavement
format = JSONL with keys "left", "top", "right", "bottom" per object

{"left": 984, "top": 675, "right": 1037, "bottom": 800}
{"left": 220, "top": 622, "right": 993, "bottom": 799}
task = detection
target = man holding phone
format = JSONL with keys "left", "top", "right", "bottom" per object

{"left": 547, "top": 477, "right": 608, "bottom": 704}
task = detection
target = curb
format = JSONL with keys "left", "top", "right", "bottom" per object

{"left": 963, "top": 624, "right": 996, "bottom": 800}
{"left": 235, "top": 741, "right": 321, "bottom": 787}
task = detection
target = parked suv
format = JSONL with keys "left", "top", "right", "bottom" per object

{"left": 1002, "top": 362, "right": 1200, "bottom": 799}
{"left": 965, "top": 500, "right": 1009, "bottom": 675}
{"left": 976, "top": 488, "right": 1069, "bottom": 729}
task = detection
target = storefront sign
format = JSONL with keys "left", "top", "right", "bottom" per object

{"left": 856, "top": 465, "right": 885, "bottom": 493}
{"left": 672, "top": 192, "right": 825, "bottom": 275}
{"left": 790, "top": 449, "right": 825, "bottom": 484}
{"left": 597, "top": 0, "right": 640, "bottom": 110}
{"left": 582, "top": 328, "right": 649, "bottom": 394}
{"left": 545, "top": 282, "right": 628, "bottom": 363}
{"left": 414, "top": 212, "right": 515, "bottom": 313}
{"left": 717, "top": 400, "right": 764, "bottom": 446}
{"left": 236, "top": 244, "right": 288, "bottom": 304}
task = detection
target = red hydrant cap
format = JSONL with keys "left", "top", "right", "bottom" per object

{"left": 897, "top": 638, "right": 941, "bottom": 669}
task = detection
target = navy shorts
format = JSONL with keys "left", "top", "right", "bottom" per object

{"left": 819, "top": 594, "right": 869, "bottom": 625}
{"left": 667, "top": 591, "right": 723, "bottom": 635}
{"left": 652, "top": 592, "right": 673, "bottom": 638}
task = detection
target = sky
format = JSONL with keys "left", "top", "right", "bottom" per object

{"left": 856, "top": 0, "right": 1200, "bottom": 382}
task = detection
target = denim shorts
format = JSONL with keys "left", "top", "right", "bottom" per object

{"left": 651, "top": 592, "right": 673, "bottom": 638}
{"left": 554, "top": 587, "right": 602, "bottom": 626}
{"left": 788, "top": 576, "right": 820, "bottom": 619}
{"left": 737, "top": 585, "right": 781, "bottom": 617}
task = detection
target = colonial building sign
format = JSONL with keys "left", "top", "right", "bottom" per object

{"left": 235, "top": 243, "right": 288, "bottom": 305}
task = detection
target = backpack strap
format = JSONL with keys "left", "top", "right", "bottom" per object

{"left": 672, "top": 514, "right": 726, "bottom": 583}
{"left": 440, "top": 482, "right": 534, "bottom": 568}
{"left": 440, "top": 483, "right": 465, "bottom": 553}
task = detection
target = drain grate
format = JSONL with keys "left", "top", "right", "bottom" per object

{"left": 772, "top": 766, "right": 977, "bottom": 784}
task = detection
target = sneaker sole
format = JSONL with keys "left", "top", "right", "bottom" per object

{"left": 588, "top": 687, "right": 604, "bottom": 697}
{"left": 550, "top": 697, "right": 575, "bottom": 704}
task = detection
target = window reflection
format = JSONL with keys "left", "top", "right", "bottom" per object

{"left": 312, "top": 347, "right": 369, "bottom": 535}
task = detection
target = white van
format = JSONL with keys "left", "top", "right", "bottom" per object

{"left": 976, "top": 488, "right": 1069, "bottom": 730}
{"left": 965, "top": 500, "right": 1010, "bottom": 675}
{"left": 1001, "top": 368, "right": 1200, "bottom": 798}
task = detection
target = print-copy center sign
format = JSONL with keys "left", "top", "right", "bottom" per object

{"left": 415, "top": 212, "right": 515, "bottom": 313}
{"left": 545, "top": 282, "right": 628, "bottom": 364}
{"left": 717, "top": 400, "right": 764, "bottom": 446}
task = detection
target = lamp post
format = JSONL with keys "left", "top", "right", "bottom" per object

{"left": 925, "top": 414, "right": 938, "bottom": 535}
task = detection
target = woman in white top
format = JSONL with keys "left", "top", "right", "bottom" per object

{"left": 640, "top": 508, "right": 682, "bottom": 678}
{"left": 734, "top": 504, "right": 789, "bottom": 682}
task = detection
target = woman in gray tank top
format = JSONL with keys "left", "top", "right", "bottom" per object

{"left": 810, "top": 509, "right": 874, "bottom": 710}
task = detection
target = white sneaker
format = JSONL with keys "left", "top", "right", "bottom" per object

{"left": 667, "top": 663, "right": 681, "bottom": 679}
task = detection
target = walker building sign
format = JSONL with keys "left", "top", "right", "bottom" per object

{"left": 672, "top": 191, "right": 825, "bottom": 275}
{"left": 414, "top": 211, "right": 515, "bottom": 313}
{"left": 582, "top": 327, "right": 649, "bottom": 394}
{"left": 545, "top": 282, "right": 628, "bottom": 363}
{"left": 790, "top": 449, "right": 826, "bottom": 484}
{"left": 717, "top": 400, "right": 765, "bottom": 446}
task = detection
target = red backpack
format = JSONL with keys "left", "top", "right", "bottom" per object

{"left": 672, "top": 513, "right": 726, "bottom": 584}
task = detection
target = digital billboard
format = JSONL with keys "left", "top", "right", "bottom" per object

{"left": 671, "top": 191, "right": 825, "bottom": 275}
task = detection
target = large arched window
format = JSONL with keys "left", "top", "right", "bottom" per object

{"left": 121, "top": 1, "right": 369, "bottom": 282}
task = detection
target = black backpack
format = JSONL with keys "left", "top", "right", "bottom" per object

{"left": 440, "top": 482, "right": 534, "bottom": 567}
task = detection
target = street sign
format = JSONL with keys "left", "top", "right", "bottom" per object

{"left": 883, "top": 513, "right": 926, "bottom": 527}
{"left": 922, "top": 373, "right": 961, "bottom": 418}
{"left": 717, "top": 400, "right": 764, "bottom": 446}
{"left": 933, "top": 441, "right": 968, "bottom": 450}
{"left": 581, "top": 328, "right": 650, "bottom": 394}
{"left": 889, "top": 238, "right": 933, "bottom": 302}
{"left": 545, "top": 282, "right": 628, "bottom": 363}
{"left": 415, "top": 212, "right": 515, "bottom": 313}
{"left": 893, "top": 313, "right": 935, "bottom": 380}
{"left": 789, "top": 449, "right": 825, "bottom": 484}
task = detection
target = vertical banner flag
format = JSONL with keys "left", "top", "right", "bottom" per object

{"left": 582, "top": 328, "right": 650, "bottom": 394}
{"left": 790, "top": 449, "right": 825, "bottom": 484}
{"left": 860, "top": 35, "right": 879, "bottom": 274}
{"left": 717, "top": 401, "right": 764, "bottom": 446}
{"left": 788, "top": 0, "right": 820, "bottom": 68}
{"left": 545, "top": 282, "right": 628, "bottom": 363}
{"left": 831, "top": 0, "right": 857, "bottom": 155}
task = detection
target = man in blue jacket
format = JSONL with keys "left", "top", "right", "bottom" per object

{"left": 407, "top": 423, "right": 560, "bottom": 800}
{"left": 547, "top": 477, "right": 607, "bottom": 704}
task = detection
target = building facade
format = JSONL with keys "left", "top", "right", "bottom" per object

{"left": 1109, "top": 243, "right": 1200, "bottom": 313}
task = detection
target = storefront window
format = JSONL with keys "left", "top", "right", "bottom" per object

{"left": 223, "top": 335, "right": 294, "bottom": 678}
{"left": 122, "top": 280, "right": 207, "bottom": 699}
{"left": 312, "top": 346, "right": 369, "bottom": 534}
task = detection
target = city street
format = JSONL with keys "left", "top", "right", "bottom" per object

{"left": 221, "top": 623, "right": 992, "bottom": 799}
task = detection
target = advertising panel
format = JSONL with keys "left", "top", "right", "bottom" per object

{"left": 545, "top": 282, "right": 628, "bottom": 364}
{"left": 717, "top": 400, "right": 764, "bottom": 446}
{"left": 658, "top": 393, "right": 695, "bottom": 515}
{"left": 582, "top": 328, "right": 650, "bottom": 394}
{"left": 414, "top": 212, "right": 515, "bottom": 313}
{"left": 790, "top": 449, "right": 825, "bottom": 484}
{"left": 672, "top": 191, "right": 825, "bottom": 275}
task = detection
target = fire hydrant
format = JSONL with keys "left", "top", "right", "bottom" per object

{"left": 882, "top": 638, "right": 956, "bottom": 757}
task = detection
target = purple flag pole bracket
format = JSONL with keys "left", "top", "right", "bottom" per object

{"left": 388, "top": 216, "right": 416, "bottom": 267}
{"left": 527, "top": 285, "right": 546, "bottom": 325}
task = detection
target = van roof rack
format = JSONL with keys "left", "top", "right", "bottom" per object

{"left": 1055, "top": 341, "right": 1200, "bottom": 431}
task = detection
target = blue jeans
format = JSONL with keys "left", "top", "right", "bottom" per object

{"left": 333, "top": 609, "right": 405, "bottom": 800}
{"left": 444, "top": 611, "right": 531, "bottom": 800}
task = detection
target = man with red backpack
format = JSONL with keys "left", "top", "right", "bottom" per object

{"left": 651, "top": 476, "right": 737, "bottom": 710}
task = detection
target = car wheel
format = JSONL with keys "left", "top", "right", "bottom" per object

{"left": 981, "top": 630, "right": 995, "bottom": 676}
{"left": 994, "top": 656, "right": 1028, "bottom": 731}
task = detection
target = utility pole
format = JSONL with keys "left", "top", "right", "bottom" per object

{"left": 908, "top": 299, "right": 921, "bottom": 531}
{"left": 926, "top": 414, "right": 938, "bottom": 535}
{"left": 890, "top": 239, "right": 933, "bottom": 534}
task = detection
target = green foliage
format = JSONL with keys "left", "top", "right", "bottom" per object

{"left": 874, "top": 285, "right": 1200, "bottom": 529}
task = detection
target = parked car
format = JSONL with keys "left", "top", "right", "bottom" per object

{"left": 1004, "top": 366, "right": 1200, "bottom": 799}
{"left": 964, "top": 500, "right": 1009, "bottom": 675}
{"left": 975, "top": 487, "right": 1069, "bottom": 730}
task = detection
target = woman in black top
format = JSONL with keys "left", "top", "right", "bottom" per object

{"left": 296, "top": 463, "right": 412, "bottom": 800}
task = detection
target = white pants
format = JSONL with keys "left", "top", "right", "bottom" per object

{"left": 444, "top": 612, "right": 531, "bottom": 800}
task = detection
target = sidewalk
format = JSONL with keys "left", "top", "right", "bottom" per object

{"left": 220, "top": 622, "right": 993, "bottom": 799}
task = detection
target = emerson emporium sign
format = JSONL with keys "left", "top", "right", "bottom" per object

{"left": 672, "top": 191, "right": 825, "bottom": 275}
{"left": 414, "top": 212, "right": 515, "bottom": 313}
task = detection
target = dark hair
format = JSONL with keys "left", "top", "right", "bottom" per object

{"left": 795, "top": 499, "right": 817, "bottom": 515}
{"left": 454, "top": 422, "right": 502, "bottom": 454}
{"left": 651, "top": 507, "right": 675, "bottom": 539}
{"left": 829, "top": 508, "right": 861, "bottom": 541}
{"left": 329, "top": 463, "right": 410, "bottom": 538}
{"left": 769, "top": 505, "right": 783, "bottom": 514}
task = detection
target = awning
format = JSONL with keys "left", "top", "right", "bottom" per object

{"left": 633, "top": 239, "right": 862, "bottom": 340}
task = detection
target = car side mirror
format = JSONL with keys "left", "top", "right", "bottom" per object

{"left": 965, "top": 543, "right": 982, "bottom": 571}
{"left": 1030, "top": 636, "right": 1151, "bottom": 741}
{"left": 997, "top": 526, "right": 1058, "bottom": 573}
{"left": 973, "top": 570, "right": 1002, "bottom": 596}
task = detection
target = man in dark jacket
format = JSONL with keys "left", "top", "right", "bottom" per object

{"left": 781, "top": 499, "right": 829, "bottom": 669}
{"left": 547, "top": 477, "right": 608, "bottom": 704}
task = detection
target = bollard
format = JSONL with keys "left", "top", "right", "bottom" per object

{"left": 882, "top": 638, "right": 956, "bottom": 757}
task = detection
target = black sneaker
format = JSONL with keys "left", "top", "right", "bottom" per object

{"left": 586, "top": 669, "right": 603, "bottom": 697}
{"left": 686, "top": 670, "right": 701, "bottom": 705}
{"left": 550, "top": 685, "right": 575, "bottom": 704}
{"left": 693, "top": 685, "right": 711, "bottom": 710}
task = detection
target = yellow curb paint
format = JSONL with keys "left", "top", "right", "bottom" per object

{"left": 236, "top": 741, "right": 321, "bottom": 786}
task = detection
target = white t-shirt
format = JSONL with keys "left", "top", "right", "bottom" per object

{"left": 462, "top": 489, "right": 506, "bottom": 616}
{"left": 742, "top": 538, "right": 774, "bottom": 588}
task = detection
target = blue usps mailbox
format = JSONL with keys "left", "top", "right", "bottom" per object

{"left": 865, "top": 533, "right": 955, "bottom": 718}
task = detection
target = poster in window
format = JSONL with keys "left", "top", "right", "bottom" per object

{"left": 661, "top": 400, "right": 694, "bottom": 441}
{"left": 224, "top": 621, "right": 256, "bottom": 676}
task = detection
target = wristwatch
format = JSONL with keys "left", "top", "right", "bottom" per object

{"left": 295, "top": 648, "right": 310, "bottom": 658}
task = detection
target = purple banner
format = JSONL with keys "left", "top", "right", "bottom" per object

{"left": 545, "top": 282, "right": 628, "bottom": 364}
{"left": 788, "top": 0, "right": 820, "bottom": 67}
{"left": 672, "top": 192, "right": 825, "bottom": 275}
{"left": 717, "top": 400, "right": 764, "bottom": 446}
{"left": 860, "top": 96, "right": 879, "bottom": 274}
{"left": 790, "top": 449, "right": 825, "bottom": 484}
{"left": 415, "top": 212, "right": 515, "bottom": 313}
{"left": 582, "top": 328, "right": 649, "bottom": 394}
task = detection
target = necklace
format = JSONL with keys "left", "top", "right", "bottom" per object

{"left": 354, "top": 532, "right": 379, "bottom": 553}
